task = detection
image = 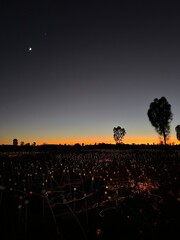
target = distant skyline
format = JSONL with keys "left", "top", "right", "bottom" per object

{"left": 1, "top": 1, "right": 180, "bottom": 145}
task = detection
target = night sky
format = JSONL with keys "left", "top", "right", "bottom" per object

{"left": 1, "top": 0, "right": 180, "bottom": 145}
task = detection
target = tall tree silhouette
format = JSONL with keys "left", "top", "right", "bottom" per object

{"left": 147, "top": 96, "right": 173, "bottom": 145}
{"left": 175, "top": 125, "right": 180, "bottom": 141}
{"left": 113, "top": 126, "right": 126, "bottom": 144}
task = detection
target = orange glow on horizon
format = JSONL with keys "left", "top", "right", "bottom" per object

{"left": 0, "top": 136, "right": 179, "bottom": 146}
{"left": 15, "top": 136, "right": 180, "bottom": 146}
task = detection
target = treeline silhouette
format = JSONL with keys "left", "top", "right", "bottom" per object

{"left": 0, "top": 142, "right": 179, "bottom": 154}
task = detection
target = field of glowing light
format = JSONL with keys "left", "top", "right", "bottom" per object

{"left": 0, "top": 148, "right": 180, "bottom": 240}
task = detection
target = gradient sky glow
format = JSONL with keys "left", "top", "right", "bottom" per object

{"left": 1, "top": 1, "right": 180, "bottom": 145}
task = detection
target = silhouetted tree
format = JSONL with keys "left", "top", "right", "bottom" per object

{"left": 147, "top": 96, "right": 173, "bottom": 145}
{"left": 175, "top": 125, "right": 180, "bottom": 141}
{"left": 32, "top": 142, "right": 36, "bottom": 146}
{"left": 13, "top": 138, "right": 18, "bottom": 146}
{"left": 113, "top": 126, "right": 126, "bottom": 144}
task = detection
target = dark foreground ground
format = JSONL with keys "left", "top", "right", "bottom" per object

{"left": 0, "top": 147, "right": 180, "bottom": 239}
{"left": 1, "top": 189, "right": 180, "bottom": 240}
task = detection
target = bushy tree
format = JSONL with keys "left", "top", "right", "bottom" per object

{"left": 175, "top": 125, "right": 180, "bottom": 141}
{"left": 147, "top": 96, "right": 173, "bottom": 145}
{"left": 113, "top": 126, "right": 126, "bottom": 144}
{"left": 13, "top": 138, "right": 18, "bottom": 146}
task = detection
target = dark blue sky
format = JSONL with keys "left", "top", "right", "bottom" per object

{"left": 1, "top": 0, "right": 180, "bottom": 145}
